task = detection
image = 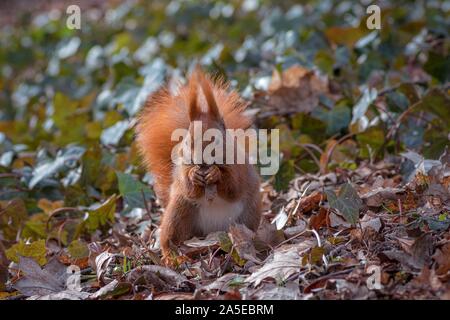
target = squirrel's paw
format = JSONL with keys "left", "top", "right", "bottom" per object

{"left": 205, "top": 165, "right": 221, "bottom": 185}
{"left": 188, "top": 165, "right": 205, "bottom": 187}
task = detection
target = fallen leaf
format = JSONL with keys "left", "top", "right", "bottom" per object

{"left": 184, "top": 232, "right": 221, "bottom": 248}
{"left": 329, "top": 211, "right": 351, "bottom": 228}
{"left": 126, "top": 265, "right": 188, "bottom": 291}
{"left": 94, "top": 251, "right": 115, "bottom": 282}
{"left": 258, "top": 65, "right": 331, "bottom": 118}
{"left": 0, "top": 199, "right": 28, "bottom": 241}
{"left": 360, "top": 214, "right": 382, "bottom": 233}
{"left": 332, "top": 279, "right": 371, "bottom": 300}
{"left": 295, "top": 191, "right": 324, "bottom": 215}
{"left": 361, "top": 187, "right": 405, "bottom": 207}
{"left": 37, "top": 199, "right": 64, "bottom": 215}
{"left": 411, "top": 267, "right": 443, "bottom": 291}
{"left": 228, "top": 224, "right": 261, "bottom": 264}
{"left": 91, "top": 279, "right": 131, "bottom": 299}
{"left": 255, "top": 220, "right": 285, "bottom": 248}
{"left": 6, "top": 239, "right": 47, "bottom": 266}
{"left": 325, "top": 183, "right": 362, "bottom": 225}
{"left": 325, "top": 26, "right": 367, "bottom": 47}
{"left": 309, "top": 207, "right": 329, "bottom": 230}
{"left": 382, "top": 250, "right": 416, "bottom": 269}
{"left": 13, "top": 256, "right": 74, "bottom": 297}
{"left": 154, "top": 292, "right": 194, "bottom": 300}
{"left": 203, "top": 273, "right": 247, "bottom": 292}
{"left": 433, "top": 243, "right": 450, "bottom": 276}
{"left": 283, "top": 221, "right": 307, "bottom": 238}
{"left": 0, "top": 242, "right": 8, "bottom": 291}
{"left": 27, "top": 291, "right": 91, "bottom": 300}
{"left": 382, "top": 239, "right": 433, "bottom": 272}
{"left": 411, "top": 234, "right": 434, "bottom": 269}
{"left": 245, "top": 241, "right": 314, "bottom": 287}
{"left": 271, "top": 207, "right": 289, "bottom": 230}
{"left": 248, "top": 282, "right": 301, "bottom": 300}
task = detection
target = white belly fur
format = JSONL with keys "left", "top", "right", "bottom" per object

{"left": 195, "top": 196, "right": 244, "bottom": 235}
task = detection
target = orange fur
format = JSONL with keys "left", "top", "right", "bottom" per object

{"left": 135, "top": 69, "right": 261, "bottom": 260}
{"left": 135, "top": 70, "right": 252, "bottom": 206}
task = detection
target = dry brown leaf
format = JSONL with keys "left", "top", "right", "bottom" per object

{"left": 126, "top": 265, "right": 188, "bottom": 292}
{"left": 324, "top": 26, "right": 366, "bottom": 46}
{"left": 361, "top": 187, "right": 405, "bottom": 207}
{"left": 203, "top": 273, "right": 247, "bottom": 292}
{"left": 255, "top": 220, "right": 285, "bottom": 248}
{"left": 154, "top": 292, "right": 194, "bottom": 300}
{"left": 309, "top": 207, "right": 329, "bottom": 230}
{"left": 90, "top": 279, "right": 131, "bottom": 299}
{"left": 13, "top": 256, "right": 86, "bottom": 299}
{"left": 245, "top": 241, "right": 314, "bottom": 287}
{"left": 184, "top": 232, "right": 221, "bottom": 248}
{"left": 229, "top": 224, "right": 261, "bottom": 264}
{"left": 248, "top": 282, "right": 301, "bottom": 300}
{"left": 296, "top": 191, "right": 324, "bottom": 215}
{"left": 258, "top": 65, "right": 331, "bottom": 117}
{"left": 360, "top": 214, "right": 382, "bottom": 233}
{"left": 0, "top": 241, "right": 8, "bottom": 291}
{"left": 383, "top": 235, "right": 434, "bottom": 271}
{"left": 433, "top": 243, "right": 450, "bottom": 276}
{"left": 411, "top": 234, "right": 434, "bottom": 268}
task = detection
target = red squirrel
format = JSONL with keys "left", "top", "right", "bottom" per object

{"left": 135, "top": 69, "right": 261, "bottom": 260}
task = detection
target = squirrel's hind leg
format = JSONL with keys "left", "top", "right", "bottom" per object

{"left": 159, "top": 195, "right": 197, "bottom": 262}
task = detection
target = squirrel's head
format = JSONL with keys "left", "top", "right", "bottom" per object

{"left": 181, "top": 69, "right": 227, "bottom": 166}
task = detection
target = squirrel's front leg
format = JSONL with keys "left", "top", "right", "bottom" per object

{"left": 160, "top": 194, "right": 197, "bottom": 262}
{"left": 204, "top": 165, "right": 221, "bottom": 185}
{"left": 182, "top": 165, "right": 206, "bottom": 199}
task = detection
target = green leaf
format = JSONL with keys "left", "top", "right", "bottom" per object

{"left": 356, "top": 126, "right": 385, "bottom": 159}
{"left": 6, "top": 239, "right": 47, "bottom": 266}
{"left": 325, "top": 183, "right": 362, "bottom": 225}
{"left": 116, "top": 172, "right": 153, "bottom": 209}
{"left": 218, "top": 232, "right": 232, "bottom": 252}
{"left": 424, "top": 52, "right": 449, "bottom": 83}
{"left": 84, "top": 194, "right": 118, "bottom": 233}
{"left": 274, "top": 160, "right": 295, "bottom": 192}
{"left": 68, "top": 240, "right": 89, "bottom": 259}
{"left": 351, "top": 88, "right": 378, "bottom": 125}
{"left": 0, "top": 199, "right": 28, "bottom": 241}
{"left": 100, "top": 120, "right": 130, "bottom": 146}
{"left": 313, "top": 103, "right": 351, "bottom": 135}
{"left": 29, "top": 145, "right": 85, "bottom": 189}
{"left": 386, "top": 91, "right": 409, "bottom": 112}
{"left": 415, "top": 89, "right": 450, "bottom": 128}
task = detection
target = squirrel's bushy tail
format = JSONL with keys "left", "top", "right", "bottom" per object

{"left": 135, "top": 69, "right": 252, "bottom": 207}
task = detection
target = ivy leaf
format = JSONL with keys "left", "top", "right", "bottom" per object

{"left": 274, "top": 160, "right": 295, "bottom": 192}
{"left": 0, "top": 199, "right": 28, "bottom": 241}
{"left": 351, "top": 87, "right": 378, "bottom": 125}
{"left": 83, "top": 194, "right": 118, "bottom": 233}
{"left": 6, "top": 239, "right": 47, "bottom": 266}
{"left": 100, "top": 120, "right": 130, "bottom": 146}
{"left": 325, "top": 183, "right": 362, "bottom": 225}
{"left": 116, "top": 172, "right": 153, "bottom": 209}
{"left": 68, "top": 240, "right": 90, "bottom": 259}
{"left": 424, "top": 52, "right": 449, "bottom": 83}
{"left": 29, "top": 145, "right": 85, "bottom": 189}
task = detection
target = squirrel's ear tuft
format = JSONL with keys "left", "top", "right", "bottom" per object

{"left": 198, "top": 71, "right": 222, "bottom": 123}
{"left": 188, "top": 70, "right": 199, "bottom": 122}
